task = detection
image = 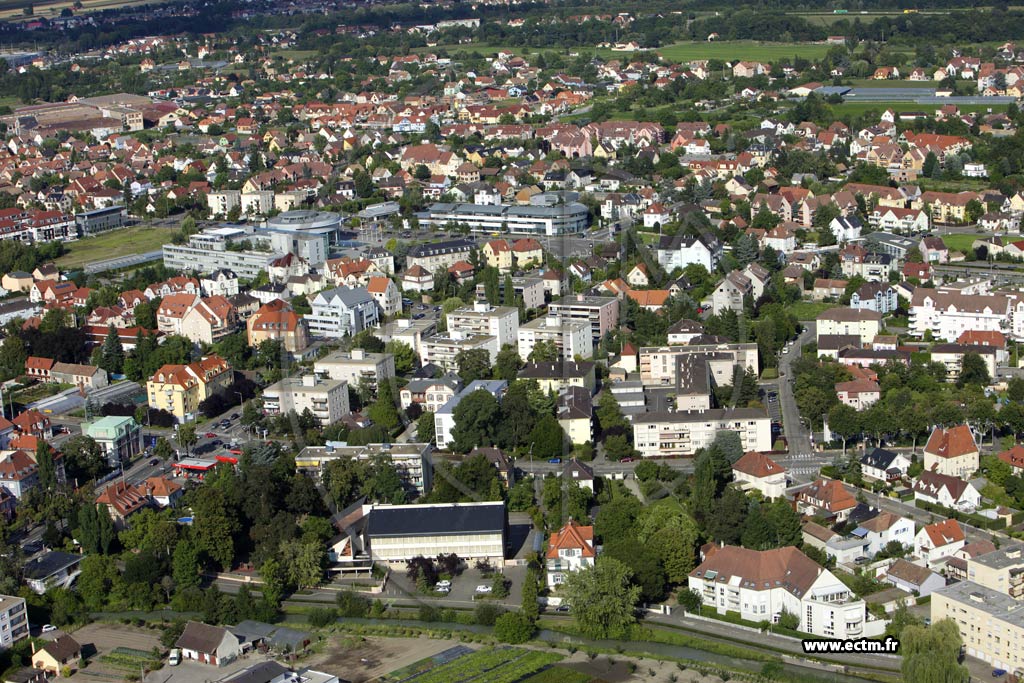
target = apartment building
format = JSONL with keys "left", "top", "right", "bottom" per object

{"left": 434, "top": 380, "right": 507, "bottom": 450}
{"left": 923, "top": 424, "right": 979, "bottom": 480}
{"left": 420, "top": 332, "right": 498, "bottom": 371}
{"left": 689, "top": 545, "right": 882, "bottom": 639}
{"left": 0, "top": 594, "right": 28, "bottom": 648}
{"left": 400, "top": 375, "right": 462, "bottom": 414}
{"left": 517, "top": 315, "right": 593, "bottom": 361}
{"left": 445, "top": 302, "right": 519, "bottom": 349}
{"left": 475, "top": 276, "right": 545, "bottom": 311}
{"left": 261, "top": 375, "right": 350, "bottom": 426}
{"left": 405, "top": 239, "right": 475, "bottom": 272}
{"left": 82, "top": 415, "right": 143, "bottom": 467}
{"left": 632, "top": 408, "right": 772, "bottom": 458}
{"left": 314, "top": 348, "right": 396, "bottom": 394}
{"left": 816, "top": 308, "right": 882, "bottom": 345}
{"left": 306, "top": 286, "right": 379, "bottom": 339}
{"left": 639, "top": 343, "right": 760, "bottom": 387}
{"left": 909, "top": 290, "right": 1012, "bottom": 342}
{"left": 246, "top": 300, "right": 309, "bottom": 353}
{"left": 932, "top": 580, "right": 1024, "bottom": 672}
{"left": 731, "top": 451, "right": 787, "bottom": 499}
{"left": 546, "top": 520, "right": 596, "bottom": 588}
{"left": 548, "top": 295, "right": 619, "bottom": 341}
{"left": 146, "top": 356, "right": 232, "bottom": 422}
{"left": 295, "top": 442, "right": 433, "bottom": 496}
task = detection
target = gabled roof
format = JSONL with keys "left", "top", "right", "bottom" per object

{"left": 886, "top": 558, "right": 938, "bottom": 587}
{"left": 797, "top": 479, "right": 856, "bottom": 513}
{"left": 732, "top": 451, "right": 784, "bottom": 478}
{"left": 175, "top": 621, "right": 235, "bottom": 655}
{"left": 861, "top": 448, "right": 902, "bottom": 470}
{"left": 36, "top": 634, "right": 80, "bottom": 662}
{"left": 690, "top": 545, "right": 824, "bottom": 598}
{"left": 545, "top": 519, "right": 595, "bottom": 559}
{"left": 921, "top": 519, "right": 965, "bottom": 548}
{"left": 913, "top": 470, "right": 974, "bottom": 502}
{"left": 924, "top": 425, "right": 977, "bottom": 459}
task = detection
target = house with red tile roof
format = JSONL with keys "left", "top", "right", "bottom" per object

{"left": 795, "top": 479, "right": 857, "bottom": 521}
{"left": 366, "top": 276, "right": 401, "bottom": 317}
{"left": 998, "top": 445, "right": 1024, "bottom": 476}
{"left": 914, "top": 519, "right": 965, "bottom": 567}
{"left": 923, "top": 425, "right": 978, "bottom": 479}
{"left": 246, "top": 300, "right": 309, "bottom": 354}
{"left": 732, "top": 451, "right": 787, "bottom": 499}
{"left": 24, "top": 356, "right": 53, "bottom": 380}
{"left": 96, "top": 480, "right": 148, "bottom": 527}
{"left": 545, "top": 519, "right": 596, "bottom": 588}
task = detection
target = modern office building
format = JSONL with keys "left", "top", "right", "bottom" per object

{"left": 419, "top": 199, "right": 589, "bottom": 236}
{"left": 163, "top": 231, "right": 285, "bottom": 280}
{"left": 548, "top": 295, "right": 619, "bottom": 340}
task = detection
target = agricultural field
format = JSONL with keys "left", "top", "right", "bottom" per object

{"left": 55, "top": 224, "right": 177, "bottom": 270}
{"left": 98, "top": 647, "right": 162, "bottom": 672}
{"left": 0, "top": 0, "right": 159, "bottom": 22}
{"left": 657, "top": 40, "right": 833, "bottom": 63}
{"left": 383, "top": 647, "right": 563, "bottom": 683}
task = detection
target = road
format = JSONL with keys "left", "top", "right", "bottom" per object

{"left": 776, "top": 322, "right": 815, "bottom": 458}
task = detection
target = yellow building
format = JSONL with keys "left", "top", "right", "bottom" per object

{"left": 146, "top": 355, "right": 232, "bottom": 422}
{"left": 482, "top": 239, "right": 513, "bottom": 272}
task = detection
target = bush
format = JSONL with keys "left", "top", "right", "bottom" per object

{"left": 494, "top": 612, "right": 535, "bottom": 644}
{"left": 336, "top": 590, "right": 370, "bottom": 618}
{"left": 418, "top": 604, "right": 439, "bottom": 622}
{"left": 308, "top": 607, "right": 337, "bottom": 628}
{"left": 475, "top": 603, "right": 503, "bottom": 626}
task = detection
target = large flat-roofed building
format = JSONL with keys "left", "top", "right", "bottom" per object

{"left": 75, "top": 205, "right": 127, "bottom": 235}
{"left": 518, "top": 315, "right": 593, "bottom": 361}
{"left": 163, "top": 234, "right": 285, "bottom": 280}
{"left": 476, "top": 276, "right": 545, "bottom": 311}
{"left": 632, "top": 408, "right": 772, "bottom": 458}
{"left": 932, "top": 580, "right": 1024, "bottom": 671}
{"left": 419, "top": 201, "right": 588, "bottom": 236}
{"left": 0, "top": 594, "right": 28, "bottom": 648}
{"left": 639, "top": 343, "right": 760, "bottom": 387}
{"left": 365, "top": 501, "right": 507, "bottom": 564}
{"left": 445, "top": 302, "right": 519, "bottom": 349}
{"left": 314, "top": 348, "right": 395, "bottom": 393}
{"left": 372, "top": 317, "right": 438, "bottom": 357}
{"left": 420, "top": 332, "right": 498, "bottom": 371}
{"left": 963, "top": 543, "right": 1024, "bottom": 597}
{"left": 548, "top": 295, "right": 619, "bottom": 340}
{"left": 296, "top": 442, "right": 432, "bottom": 496}
{"left": 261, "top": 375, "right": 350, "bottom": 426}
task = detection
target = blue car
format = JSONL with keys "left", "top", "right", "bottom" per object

{"left": 993, "top": 669, "right": 1007, "bottom": 677}
{"left": 548, "top": 458, "right": 561, "bottom": 464}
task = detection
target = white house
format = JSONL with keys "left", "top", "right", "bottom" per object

{"left": 731, "top": 451, "right": 787, "bottom": 499}
{"left": 306, "top": 286, "right": 380, "bottom": 338}
{"left": 689, "top": 545, "right": 883, "bottom": 639}
{"left": 913, "top": 470, "right": 981, "bottom": 512}
{"left": 914, "top": 519, "right": 966, "bottom": 567}
{"left": 854, "top": 511, "right": 915, "bottom": 557}
{"left": 545, "top": 519, "right": 596, "bottom": 588}
{"left": 885, "top": 558, "right": 946, "bottom": 597}
{"left": 656, "top": 233, "right": 719, "bottom": 273}
{"left": 829, "top": 216, "right": 863, "bottom": 243}
{"left": 174, "top": 621, "right": 241, "bottom": 667}
{"left": 860, "top": 448, "right": 911, "bottom": 482}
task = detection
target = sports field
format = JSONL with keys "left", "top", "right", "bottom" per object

{"left": 56, "top": 224, "right": 176, "bottom": 270}
{"left": 657, "top": 40, "right": 833, "bottom": 62}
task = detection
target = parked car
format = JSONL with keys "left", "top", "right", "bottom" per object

{"left": 436, "top": 580, "right": 452, "bottom": 588}
{"left": 41, "top": 624, "right": 57, "bottom": 633}
{"left": 621, "top": 457, "right": 635, "bottom": 463}
{"left": 554, "top": 605, "right": 570, "bottom": 613}
{"left": 204, "top": 432, "right": 217, "bottom": 438}
{"left": 230, "top": 413, "right": 240, "bottom": 420}
{"left": 169, "top": 649, "right": 181, "bottom": 666}
{"left": 993, "top": 670, "right": 1007, "bottom": 678}
{"left": 149, "top": 458, "right": 160, "bottom": 466}
{"left": 475, "top": 585, "right": 492, "bottom": 594}
{"left": 548, "top": 458, "right": 561, "bottom": 464}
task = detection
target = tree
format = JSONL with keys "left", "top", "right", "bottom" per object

{"left": 36, "top": 441, "right": 56, "bottom": 492}
{"left": 828, "top": 403, "right": 861, "bottom": 455}
{"left": 0, "top": 334, "right": 27, "bottom": 374}
{"left": 416, "top": 411, "right": 436, "bottom": 444}
{"left": 1008, "top": 377, "right": 1024, "bottom": 402}
{"left": 450, "top": 389, "right": 500, "bottom": 453}
{"left": 154, "top": 437, "right": 175, "bottom": 461}
{"left": 563, "top": 558, "right": 641, "bottom": 639}
{"left": 596, "top": 391, "right": 629, "bottom": 437}
{"left": 368, "top": 379, "right": 401, "bottom": 433}
{"left": 493, "top": 344, "right": 523, "bottom": 381}
{"left": 529, "top": 414, "right": 567, "bottom": 460}
{"left": 922, "top": 151, "right": 938, "bottom": 178}
{"left": 494, "top": 612, "right": 535, "bottom": 644}
{"left": 957, "top": 352, "right": 991, "bottom": 387}
{"left": 965, "top": 198, "right": 984, "bottom": 224}
{"left": 279, "top": 539, "right": 324, "bottom": 588}
{"left": 385, "top": 340, "right": 416, "bottom": 374}
{"left": 61, "top": 435, "right": 107, "bottom": 482}
{"left": 177, "top": 423, "right": 197, "bottom": 456}
{"left": 172, "top": 539, "right": 201, "bottom": 590}
{"left": 521, "top": 569, "right": 540, "bottom": 622}
{"left": 455, "top": 348, "right": 491, "bottom": 383}
{"left": 901, "top": 619, "right": 970, "bottom": 683}
{"left": 528, "top": 339, "right": 559, "bottom": 363}
{"left": 100, "top": 324, "right": 124, "bottom": 374}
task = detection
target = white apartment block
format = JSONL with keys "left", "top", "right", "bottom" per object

{"left": 909, "top": 290, "right": 1014, "bottom": 342}
{"left": 420, "top": 332, "right": 498, "bottom": 371}
{"left": 632, "top": 408, "right": 772, "bottom": 458}
{"left": 261, "top": 375, "right": 350, "bottom": 425}
{"left": 517, "top": 315, "right": 593, "bottom": 361}
{"left": 445, "top": 302, "right": 519, "bottom": 349}
{"left": 0, "top": 594, "right": 28, "bottom": 648}
{"left": 295, "top": 442, "right": 433, "bottom": 496}
{"left": 314, "top": 348, "right": 396, "bottom": 393}
{"left": 689, "top": 545, "right": 883, "bottom": 639}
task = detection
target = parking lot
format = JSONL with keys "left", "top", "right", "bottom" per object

{"left": 381, "top": 564, "right": 526, "bottom": 609}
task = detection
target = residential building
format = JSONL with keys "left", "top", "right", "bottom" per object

{"left": 923, "top": 424, "right": 979, "bottom": 479}
{"left": 909, "top": 290, "right": 1011, "bottom": 342}
{"left": 961, "top": 543, "right": 1024, "bottom": 596}
{"left": 835, "top": 378, "right": 881, "bottom": 411}
{"left": 367, "top": 276, "right": 401, "bottom": 317}
{"left": 0, "top": 594, "right": 28, "bottom": 649}
{"left": 548, "top": 295, "right": 619, "bottom": 340}
{"left": 558, "top": 386, "right": 593, "bottom": 446}
{"left": 31, "top": 634, "right": 81, "bottom": 676}
{"left": 930, "top": 343, "right": 998, "bottom": 382}
{"left": 517, "top": 361, "right": 596, "bottom": 395}
{"left": 656, "top": 233, "right": 720, "bottom": 272}
{"left": 296, "top": 443, "right": 432, "bottom": 497}
{"left": 849, "top": 282, "right": 897, "bottom": 314}
{"left": 373, "top": 317, "right": 438, "bottom": 358}
{"left": 795, "top": 479, "right": 857, "bottom": 521}
{"left": 23, "top": 551, "right": 82, "bottom": 594}
{"left": 174, "top": 621, "right": 240, "bottom": 667}
{"left": 419, "top": 200, "right": 589, "bottom": 236}
{"left": 364, "top": 501, "right": 507, "bottom": 564}
{"left": 473, "top": 447, "right": 514, "bottom": 488}
{"left": 180, "top": 296, "right": 237, "bottom": 345}
{"left": 885, "top": 559, "right": 946, "bottom": 597}
{"left": 0, "top": 450, "right": 38, "bottom": 500}
{"left": 689, "top": 545, "right": 882, "bottom": 638}
{"left": 932, "top": 580, "right": 1024, "bottom": 671}
{"left": 95, "top": 479, "right": 149, "bottom": 527}
{"left": 405, "top": 239, "right": 475, "bottom": 272}
{"left": 562, "top": 458, "right": 595, "bottom": 492}
{"left": 732, "top": 451, "right": 787, "bottom": 499}
{"left": 998, "top": 445, "right": 1024, "bottom": 476}
{"left": 913, "top": 470, "right": 981, "bottom": 512}
{"left": 49, "top": 363, "right": 108, "bottom": 391}
{"left": 420, "top": 332, "right": 498, "bottom": 371}
{"left": 261, "top": 375, "right": 350, "bottom": 426}
{"left": 400, "top": 375, "right": 461, "bottom": 414}
{"left": 632, "top": 408, "right": 772, "bottom": 458}
{"left": 816, "top": 308, "right": 882, "bottom": 345}
{"left": 517, "top": 315, "right": 593, "bottom": 361}
{"left": 639, "top": 343, "right": 760, "bottom": 388}
{"left": 200, "top": 269, "right": 239, "bottom": 298}
{"left": 314, "top": 349, "right": 395, "bottom": 395}
{"left": 306, "top": 287, "right": 379, "bottom": 339}
{"left": 445, "top": 302, "right": 519, "bottom": 349}
{"left": 246, "top": 300, "right": 309, "bottom": 354}
{"left": 146, "top": 355, "right": 232, "bottom": 422}
{"left": 860, "top": 448, "right": 911, "bottom": 482}
{"left": 163, "top": 234, "right": 285, "bottom": 281}
{"left": 82, "top": 416, "right": 142, "bottom": 468}
{"left": 856, "top": 511, "right": 915, "bottom": 556}
{"left": 915, "top": 519, "right": 966, "bottom": 566}
{"left": 475, "top": 276, "right": 545, "bottom": 311}
{"left": 434, "top": 380, "right": 507, "bottom": 450}
{"left": 545, "top": 520, "right": 596, "bottom": 588}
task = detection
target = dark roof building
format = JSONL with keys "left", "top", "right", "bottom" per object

{"left": 365, "top": 502, "right": 507, "bottom": 563}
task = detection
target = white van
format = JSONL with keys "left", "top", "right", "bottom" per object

{"left": 168, "top": 649, "right": 181, "bottom": 666}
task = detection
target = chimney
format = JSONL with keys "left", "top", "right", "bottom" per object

{"left": 576, "top": 294, "right": 584, "bottom": 302}
{"left": 351, "top": 348, "right": 365, "bottom": 360}
{"left": 302, "top": 375, "right": 316, "bottom": 387}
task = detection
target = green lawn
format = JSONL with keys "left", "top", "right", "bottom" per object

{"left": 789, "top": 301, "right": 835, "bottom": 321}
{"left": 941, "top": 232, "right": 989, "bottom": 254}
{"left": 657, "top": 40, "right": 832, "bottom": 62}
{"left": 57, "top": 224, "right": 177, "bottom": 270}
